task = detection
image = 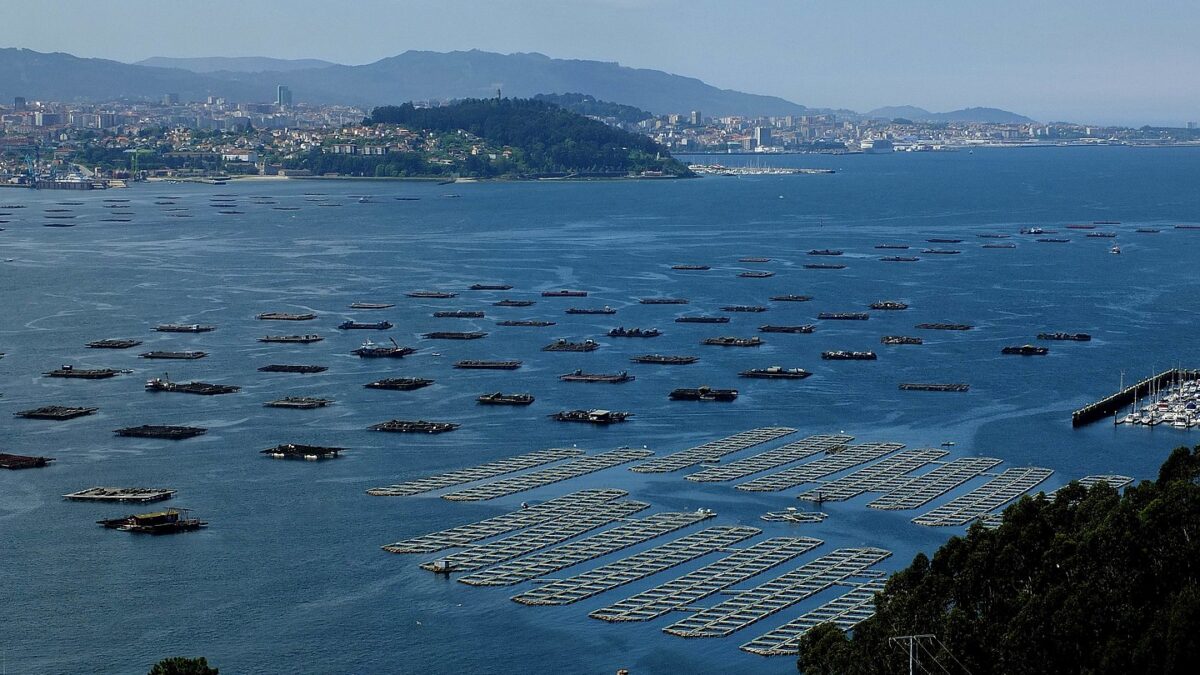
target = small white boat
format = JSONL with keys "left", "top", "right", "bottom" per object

{"left": 1110, "top": 244, "right": 1121, "bottom": 254}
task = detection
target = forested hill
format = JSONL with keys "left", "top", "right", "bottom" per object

{"left": 532, "top": 93, "right": 655, "bottom": 125}
{"left": 798, "top": 445, "right": 1200, "bottom": 675}
{"left": 366, "top": 98, "right": 691, "bottom": 177}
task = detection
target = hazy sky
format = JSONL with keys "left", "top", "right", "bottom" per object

{"left": 3, "top": 0, "right": 1197, "bottom": 125}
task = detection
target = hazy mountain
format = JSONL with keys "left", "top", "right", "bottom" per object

{"left": 0, "top": 48, "right": 264, "bottom": 102}
{"left": 136, "top": 56, "right": 339, "bottom": 73}
{"left": 866, "top": 105, "right": 1035, "bottom": 124}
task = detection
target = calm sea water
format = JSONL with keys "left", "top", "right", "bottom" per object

{"left": 2, "top": 147, "right": 1199, "bottom": 674}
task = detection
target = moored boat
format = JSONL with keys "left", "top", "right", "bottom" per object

{"left": 0, "top": 453, "right": 55, "bottom": 469}
{"left": 1001, "top": 344, "right": 1049, "bottom": 356}
{"left": 759, "top": 325, "right": 815, "bottom": 333}
{"left": 259, "top": 334, "right": 323, "bottom": 344}
{"left": 87, "top": 338, "right": 142, "bottom": 349}
{"left": 15, "top": 405, "right": 98, "bottom": 420}
{"left": 406, "top": 291, "right": 457, "bottom": 298}
{"left": 702, "top": 336, "right": 763, "bottom": 347}
{"left": 257, "top": 312, "right": 316, "bottom": 321}
{"left": 738, "top": 270, "right": 775, "bottom": 278}
{"left": 257, "top": 364, "right": 327, "bottom": 373}
{"left": 821, "top": 351, "right": 877, "bottom": 360}
{"left": 338, "top": 320, "right": 393, "bottom": 330}
{"left": 721, "top": 305, "right": 767, "bottom": 313}
{"left": 916, "top": 323, "right": 973, "bottom": 331}
{"left": 43, "top": 365, "right": 123, "bottom": 379}
{"left": 155, "top": 323, "right": 215, "bottom": 333}
{"left": 630, "top": 354, "right": 698, "bottom": 365}
{"left": 264, "top": 397, "right": 334, "bottom": 409}
{"left": 423, "top": 331, "right": 488, "bottom": 339}
{"left": 550, "top": 409, "right": 631, "bottom": 424}
{"left": 261, "top": 444, "right": 344, "bottom": 460}
{"left": 145, "top": 376, "right": 239, "bottom": 395}
{"left": 541, "top": 289, "right": 588, "bottom": 297}
{"left": 140, "top": 351, "right": 207, "bottom": 360}
{"left": 469, "top": 283, "right": 513, "bottom": 291}
{"left": 494, "top": 299, "right": 536, "bottom": 307}
{"left": 369, "top": 419, "right": 460, "bottom": 433}
{"left": 114, "top": 425, "right": 207, "bottom": 439}
{"left": 740, "top": 366, "right": 811, "bottom": 379}
{"left": 639, "top": 298, "right": 689, "bottom": 305}
{"left": 477, "top": 392, "right": 535, "bottom": 405}
{"left": 669, "top": 386, "right": 738, "bottom": 401}
{"left": 1037, "top": 332, "right": 1091, "bottom": 342}
{"left": 869, "top": 301, "right": 909, "bottom": 310}
{"left": 365, "top": 378, "right": 434, "bottom": 391}
{"left": 559, "top": 370, "right": 635, "bottom": 383}
{"left": 542, "top": 339, "right": 599, "bottom": 352}
{"left": 808, "top": 249, "right": 843, "bottom": 256}
{"left": 352, "top": 339, "right": 415, "bottom": 358}
{"left": 882, "top": 335, "right": 923, "bottom": 345}
{"left": 98, "top": 508, "right": 206, "bottom": 534}
{"left": 671, "top": 264, "right": 710, "bottom": 270}
{"left": 770, "top": 295, "right": 813, "bottom": 302}
{"left": 565, "top": 306, "right": 616, "bottom": 315}
{"left": 350, "top": 302, "right": 394, "bottom": 310}
{"left": 804, "top": 263, "right": 846, "bottom": 269}
{"left": 819, "top": 312, "right": 869, "bottom": 320}
{"left": 608, "top": 327, "right": 661, "bottom": 338}
{"left": 454, "top": 360, "right": 522, "bottom": 369}
{"left": 496, "top": 320, "right": 556, "bottom": 327}
{"left": 433, "top": 311, "right": 484, "bottom": 318}
{"left": 675, "top": 316, "right": 730, "bottom": 324}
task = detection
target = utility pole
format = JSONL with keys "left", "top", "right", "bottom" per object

{"left": 888, "top": 634, "right": 971, "bottom": 675}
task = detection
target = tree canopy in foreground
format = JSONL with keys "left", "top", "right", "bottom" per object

{"left": 799, "top": 445, "right": 1200, "bottom": 674}
{"left": 148, "top": 656, "right": 218, "bottom": 675}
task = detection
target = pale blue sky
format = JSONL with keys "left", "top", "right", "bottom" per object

{"left": 3, "top": 0, "right": 1197, "bottom": 125}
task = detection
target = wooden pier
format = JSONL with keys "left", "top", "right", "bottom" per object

{"left": 1072, "top": 368, "right": 1200, "bottom": 426}
{"left": 456, "top": 511, "right": 715, "bottom": 587}
{"left": 912, "top": 467, "right": 1053, "bottom": 526}
{"left": 867, "top": 457, "right": 1002, "bottom": 510}
{"left": 441, "top": 448, "right": 653, "bottom": 501}
{"left": 510, "top": 526, "right": 760, "bottom": 606}
{"left": 685, "top": 434, "right": 853, "bottom": 483}
{"left": 740, "top": 579, "right": 885, "bottom": 656}
{"left": 629, "top": 427, "right": 797, "bottom": 473}
{"left": 735, "top": 443, "right": 905, "bottom": 492}
{"left": 795, "top": 449, "right": 948, "bottom": 502}
{"left": 381, "top": 489, "right": 627, "bottom": 553}
{"left": 589, "top": 537, "right": 821, "bottom": 623}
{"left": 366, "top": 448, "right": 584, "bottom": 496}
{"left": 418, "top": 500, "right": 650, "bottom": 571}
{"left": 662, "top": 547, "right": 892, "bottom": 638}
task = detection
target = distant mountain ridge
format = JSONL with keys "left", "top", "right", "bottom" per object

{"left": 866, "top": 105, "right": 1035, "bottom": 124}
{"left": 136, "top": 56, "right": 338, "bottom": 73}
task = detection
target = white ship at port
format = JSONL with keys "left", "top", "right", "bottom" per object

{"left": 1117, "top": 375, "right": 1200, "bottom": 428}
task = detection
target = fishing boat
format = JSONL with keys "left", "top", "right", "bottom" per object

{"left": 496, "top": 320, "right": 556, "bottom": 327}
{"left": 423, "top": 331, "right": 488, "bottom": 339}
{"left": 259, "top": 334, "right": 323, "bottom": 344}
{"left": 365, "top": 378, "right": 434, "bottom": 391}
{"left": 702, "top": 336, "right": 763, "bottom": 347}
{"left": 477, "top": 392, "right": 535, "bottom": 405}
{"left": 350, "top": 302, "right": 394, "bottom": 310}
{"left": 740, "top": 366, "right": 811, "bottom": 379}
{"left": 821, "top": 351, "right": 877, "bottom": 360}
{"left": 558, "top": 370, "right": 635, "bottom": 383}
{"left": 1001, "top": 344, "right": 1049, "bottom": 356}
{"left": 15, "top": 406, "right": 98, "bottom": 420}
{"left": 352, "top": 338, "right": 415, "bottom": 358}
{"left": 882, "top": 336, "right": 923, "bottom": 345}
{"left": 43, "top": 365, "right": 124, "bottom": 379}
{"left": 675, "top": 316, "right": 730, "bottom": 324}
{"left": 369, "top": 419, "right": 460, "bottom": 433}
{"left": 338, "top": 320, "right": 393, "bottom": 330}
{"left": 669, "top": 386, "right": 738, "bottom": 401}
{"left": 264, "top": 397, "right": 333, "bottom": 409}
{"left": 261, "top": 444, "right": 344, "bottom": 460}
{"left": 608, "top": 327, "right": 661, "bottom": 338}
{"left": 454, "top": 360, "right": 522, "bottom": 369}
{"left": 550, "top": 409, "right": 631, "bottom": 424}
{"left": 114, "top": 425, "right": 207, "bottom": 439}
{"left": 257, "top": 364, "right": 327, "bottom": 373}
{"left": 86, "top": 338, "right": 142, "bottom": 349}
{"left": 154, "top": 323, "right": 215, "bottom": 333}
{"left": 98, "top": 508, "right": 206, "bottom": 534}
{"left": 257, "top": 312, "right": 316, "bottom": 321}
{"left": 542, "top": 339, "right": 599, "bottom": 352}
{"left": 1110, "top": 244, "right": 1121, "bottom": 254}
{"left": 759, "top": 325, "right": 815, "bottom": 333}
{"left": 630, "top": 354, "right": 698, "bottom": 365}
{"left": 145, "top": 375, "right": 239, "bottom": 395}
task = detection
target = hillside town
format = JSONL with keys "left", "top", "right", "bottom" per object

{"left": 2, "top": 91, "right": 1198, "bottom": 184}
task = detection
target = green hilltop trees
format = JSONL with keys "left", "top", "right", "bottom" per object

{"left": 798, "top": 445, "right": 1200, "bottom": 674}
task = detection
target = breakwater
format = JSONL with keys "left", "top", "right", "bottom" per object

{"left": 1071, "top": 368, "right": 1200, "bottom": 427}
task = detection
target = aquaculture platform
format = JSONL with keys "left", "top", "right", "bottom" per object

{"left": 64, "top": 487, "right": 175, "bottom": 503}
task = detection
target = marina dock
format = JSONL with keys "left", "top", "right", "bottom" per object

{"left": 367, "top": 448, "right": 585, "bottom": 496}
{"left": 629, "top": 427, "right": 796, "bottom": 473}
{"left": 441, "top": 448, "right": 654, "bottom": 501}
{"left": 510, "top": 526, "right": 760, "bottom": 606}
{"left": 1072, "top": 368, "right": 1200, "bottom": 426}
{"left": 589, "top": 537, "right": 821, "bottom": 622}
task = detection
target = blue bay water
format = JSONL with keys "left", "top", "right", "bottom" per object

{"left": 2, "top": 146, "right": 1199, "bottom": 674}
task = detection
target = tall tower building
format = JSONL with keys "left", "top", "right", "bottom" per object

{"left": 276, "top": 85, "right": 293, "bottom": 107}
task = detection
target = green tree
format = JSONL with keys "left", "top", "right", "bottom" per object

{"left": 148, "top": 656, "right": 218, "bottom": 675}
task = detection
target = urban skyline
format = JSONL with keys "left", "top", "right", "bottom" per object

{"left": 2, "top": 0, "right": 1198, "bottom": 126}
